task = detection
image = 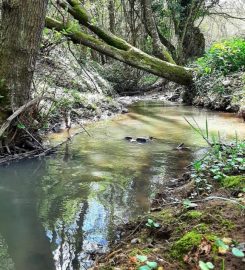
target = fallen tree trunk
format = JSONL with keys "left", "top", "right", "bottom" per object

{"left": 45, "top": 17, "right": 193, "bottom": 86}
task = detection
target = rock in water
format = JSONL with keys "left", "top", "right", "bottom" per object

{"left": 136, "top": 137, "right": 148, "bottom": 143}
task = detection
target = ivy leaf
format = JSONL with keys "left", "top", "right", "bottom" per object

{"left": 215, "top": 239, "right": 229, "bottom": 250}
{"left": 206, "top": 262, "right": 215, "bottom": 269}
{"left": 147, "top": 219, "right": 154, "bottom": 224}
{"left": 235, "top": 158, "right": 243, "bottom": 163}
{"left": 136, "top": 255, "right": 148, "bottom": 262}
{"left": 138, "top": 266, "right": 151, "bottom": 270}
{"left": 199, "top": 261, "right": 214, "bottom": 270}
{"left": 183, "top": 199, "right": 198, "bottom": 208}
{"left": 153, "top": 222, "right": 160, "bottom": 228}
{"left": 146, "top": 261, "right": 158, "bottom": 269}
{"left": 17, "top": 123, "right": 26, "bottom": 129}
{"left": 232, "top": 247, "right": 245, "bottom": 257}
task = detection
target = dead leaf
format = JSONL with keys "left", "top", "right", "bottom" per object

{"left": 218, "top": 247, "right": 228, "bottom": 255}
{"left": 199, "top": 238, "right": 212, "bottom": 255}
{"left": 129, "top": 256, "right": 137, "bottom": 264}
{"left": 222, "top": 237, "right": 232, "bottom": 245}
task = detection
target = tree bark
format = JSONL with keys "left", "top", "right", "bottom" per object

{"left": 45, "top": 17, "right": 193, "bottom": 86}
{"left": 141, "top": 0, "right": 175, "bottom": 64}
{"left": 108, "top": 0, "right": 116, "bottom": 34}
{"left": 0, "top": 0, "right": 48, "bottom": 117}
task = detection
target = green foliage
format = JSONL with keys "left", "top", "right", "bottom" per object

{"left": 232, "top": 247, "right": 245, "bottom": 257}
{"left": 195, "top": 38, "right": 245, "bottom": 76}
{"left": 136, "top": 255, "right": 147, "bottom": 262}
{"left": 186, "top": 118, "right": 245, "bottom": 192}
{"left": 215, "top": 238, "right": 229, "bottom": 251}
{"left": 17, "top": 123, "right": 26, "bottom": 129}
{"left": 61, "top": 20, "right": 81, "bottom": 35}
{"left": 184, "top": 117, "right": 245, "bottom": 194}
{"left": 135, "top": 255, "right": 158, "bottom": 270}
{"left": 190, "top": 141, "right": 245, "bottom": 192}
{"left": 146, "top": 219, "right": 160, "bottom": 229}
{"left": 199, "top": 261, "right": 214, "bottom": 270}
{"left": 183, "top": 199, "right": 198, "bottom": 209}
{"left": 215, "top": 238, "right": 245, "bottom": 258}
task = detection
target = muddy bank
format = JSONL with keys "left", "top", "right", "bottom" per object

{"left": 0, "top": 89, "right": 171, "bottom": 165}
{"left": 193, "top": 71, "right": 245, "bottom": 113}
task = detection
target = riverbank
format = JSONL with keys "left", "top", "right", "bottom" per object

{"left": 96, "top": 141, "right": 245, "bottom": 270}
{"left": 0, "top": 96, "right": 244, "bottom": 269}
{"left": 0, "top": 89, "right": 173, "bottom": 165}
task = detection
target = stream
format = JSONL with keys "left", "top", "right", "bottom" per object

{"left": 0, "top": 101, "right": 244, "bottom": 270}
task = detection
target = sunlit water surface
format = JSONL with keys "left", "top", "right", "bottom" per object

{"left": 0, "top": 101, "right": 244, "bottom": 270}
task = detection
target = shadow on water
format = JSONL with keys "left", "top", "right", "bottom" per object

{"left": 0, "top": 101, "right": 244, "bottom": 270}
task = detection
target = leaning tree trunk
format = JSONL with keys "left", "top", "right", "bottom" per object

{"left": 0, "top": 0, "right": 48, "bottom": 121}
{"left": 46, "top": 17, "right": 193, "bottom": 86}
{"left": 46, "top": 0, "right": 193, "bottom": 86}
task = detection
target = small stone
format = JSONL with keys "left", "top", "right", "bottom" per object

{"left": 131, "top": 238, "right": 140, "bottom": 244}
{"left": 222, "top": 80, "right": 231, "bottom": 86}
{"left": 122, "top": 108, "right": 128, "bottom": 114}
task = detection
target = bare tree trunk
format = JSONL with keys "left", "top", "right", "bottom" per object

{"left": 108, "top": 0, "right": 116, "bottom": 34}
{"left": 141, "top": 0, "right": 175, "bottom": 63}
{"left": 0, "top": 0, "right": 48, "bottom": 118}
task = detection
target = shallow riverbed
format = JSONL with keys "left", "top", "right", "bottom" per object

{"left": 0, "top": 101, "right": 244, "bottom": 270}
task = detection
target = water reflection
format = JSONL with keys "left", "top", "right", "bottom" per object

{"left": 0, "top": 101, "right": 244, "bottom": 270}
{"left": 0, "top": 160, "right": 55, "bottom": 270}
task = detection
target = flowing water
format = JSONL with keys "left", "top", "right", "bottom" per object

{"left": 0, "top": 101, "right": 244, "bottom": 270}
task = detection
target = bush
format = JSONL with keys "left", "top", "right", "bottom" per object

{"left": 195, "top": 38, "right": 245, "bottom": 76}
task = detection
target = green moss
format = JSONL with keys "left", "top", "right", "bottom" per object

{"left": 185, "top": 210, "right": 203, "bottom": 219}
{"left": 171, "top": 231, "right": 203, "bottom": 258}
{"left": 222, "top": 175, "right": 245, "bottom": 189}
{"left": 70, "top": 0, "right": 129, "bottom": 51}
{"left": 220, "top": 219, "right": 235, "bottom": 230}
{"left": 151, "top": 209, "right": 174, "bottom": 223}
{"left": 193, "top": 223, "right": 209, "bottom": 233}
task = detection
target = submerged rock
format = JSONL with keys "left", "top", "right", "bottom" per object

{"left": 136, "top": 137, "right": 150, "bottom": 143}
{"left": 124, "top": 136, "right": 133, "bottom": 141}
{"left": 124, "top": 136, "right": 154, "bottom": 143}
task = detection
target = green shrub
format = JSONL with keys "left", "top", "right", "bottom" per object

{"left": 195, "top": 38, "right": 245, "bottom": 76}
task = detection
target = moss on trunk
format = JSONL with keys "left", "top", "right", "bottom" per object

{"left": 45, "top": 17, "right": 193, "bottom": 86}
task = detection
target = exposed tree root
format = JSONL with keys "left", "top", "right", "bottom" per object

{"left": 0, "top": 98, "right": 41, "bottom": 138}
{"left": 0, "top": 129, "right": 84, "bottom": 166}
